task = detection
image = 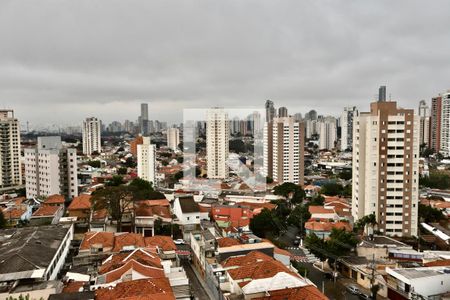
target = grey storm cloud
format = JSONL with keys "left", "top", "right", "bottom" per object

{"left": 1, "top": 0, "right": 450, "bottom": 127}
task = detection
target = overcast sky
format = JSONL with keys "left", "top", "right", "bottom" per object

{"left": 1, "top": 0, "right": 450, "bottom": 128}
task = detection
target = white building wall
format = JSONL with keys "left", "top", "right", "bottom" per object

{"left": 167, "top": 128, "right": 180, "bottom": 151}
{"left": 82, "top": 117, "right": 102, "bottom": 155}
{"left": 0, "top": 110, "right": 21, "bottom": 188}
{"left": 137, "top": 137, "right": 156, "bottom": 185}
{"left": 206, "top": 108, "right": 229, "bottom": 179}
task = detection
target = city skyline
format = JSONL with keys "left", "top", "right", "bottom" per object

{"left": 2, "top": 1, "right": 450, "bottom": 125}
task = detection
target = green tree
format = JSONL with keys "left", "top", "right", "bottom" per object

{"left": 87, "top": 160, "right": 101, "bottom": 168}
{"left": 338, "top": 170, "right": 352, "bottom": 181}
{"left": 250, "top": 208, "right": 280, "bottom": 238}
{"left": 0, "top": 210, "right": 7, "bottom": 229}
{"left": 129, "top": 178, "right": 165, "bottom": 200}
{"left": 419, "top": 203, "right": 445, "bottom": 223}
{"left": 305, "top": 233, "right": 327, "bottom": 260}
{"left": 420, "top": 172, "right": 450, "bottom": 190}
{"left": 287, "top": 204, "right": 311, "bottom": 235}
{"left": 273, "top": 182, "right": 305, "bottom": 206}
{"left": 106, "top": 175, "right": 125, "bottom": 187}
{"left": 266, "top": 176, "right": 274, "bottom": 184}
{"left": 229, "top": 139, "right": 247, "bottom": 153}
{"left": 320, "top": 182, "right": 343, "bottom": 196}
{"left": 117, "top": 167, "right": 127, "bottom": 175}
{"left": 305, "top": 229, "right": 358, "bottom": 261}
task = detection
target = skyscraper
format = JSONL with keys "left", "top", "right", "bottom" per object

{"left": 206, "top": 108, "right": 229, "bottom": 179}
{"left": 0, "top": 110, "right": 21, "bottom": 188}
{"left": 418, "top": 100, "right": 430, "bottom": 146}
{"left": 167, "top": 127, "right": 180, "bottom": 151}
{"left": 352, "top": 101, "right": 419, "bottom": 237}
{"left": 278, "top": 107, "right": 288, "bottom": 118}
{"left": 318, "top": 116, "right": 337, "bottom": 150}
{"left": 82, "top": 117, "right": 101, "bottom": 155}
{"left": 137, "top": 137, "right": 156, "bottom": 185}
{"left": 25, "top": 136, "right": 78, "bottom": 199}
{"left": 378, "top": 85, "right": 387, "bottom": 102}
{"left": 340, "top": 107, "right": 358, "bottom": 151}
{"left": 140, "top": 103, "right": 149, "bottom": 135}
{"left": 440, "top": 92, "right": 450, "bottom": 156}
{"left": 430, "top": 95, "right": 442, "bottom": 152}
{"left": 265, "top": 100, "right": 276, "bottom": 123}
{"left": 264, "top": 117, "right": 304, "bottom": 185}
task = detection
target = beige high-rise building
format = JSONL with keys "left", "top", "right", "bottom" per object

{"left": 418, "top": 100, "right": 430, "bottom": 147}
{"left": 25, "top": 136, "right": 78, "bottom": 199}
{"left": 340, "top": 107, "right": 358, "bottom": 151}
{"left": 352, "top": 101, "right": 419, "bottom": 237}
{"left": 82, "top": 117, "right": 101, "bottom": 155}
{"left": 0, "top": 110, "right": 21, "bottom": 188}
{"left": 137, "top": 137, "right": 156, "bottom": 185}
{"left": 318, "top": 116, "right": 337, "bottom": 150}
{"left": 206, "top": 108, "right": 229, "bottom": 179}
{"left": 263, "top": 117, "right": 304, "bottom": 185}
{"left": 167, "top": 128, "right": 180, "bottom": 151}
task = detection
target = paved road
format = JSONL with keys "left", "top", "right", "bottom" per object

{"left": 181, "top": 259, "right": 212, "bottom": 300}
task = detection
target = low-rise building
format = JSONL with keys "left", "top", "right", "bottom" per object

{"left": 30, "top": 205, "right": 64, "bottom": 225}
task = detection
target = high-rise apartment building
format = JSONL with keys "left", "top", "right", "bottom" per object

{"left": 318, "top": 116, "right": 337, "bottom": 150}
{"left": 167, "top": 127, "right": 180, "bottom": 151}
{"left": 440, "top": 92, "right": 450, "bottom": 157}
{"left": 418, "top": 100, "right": 430, "bottom": 146}
{"left": 137, "top": 137, "right": 156, "bottom": 185}
{"left": 25, "top": 136, "right": 78, "bottom": 199}
{"left": 82, "top": 117, "right": 101, "bottom": 155}
{"left": 140, "top": 103, "right": 149, "bottom": 135}
{"left": 278, "top": 107, "right": 288, "bottom": 118}
{"left": 352, "top": 101, "right": 419, "bottom": 237}
{"left": 378, "top": 85, "right": 387, "bottom": 102}
{"left": 263, "top": 117, "right": 304, "bottom": 185}
{"left": 340, "top": 107, "right": 358, "bottom": 151}
{"left": 265, "top": 100, "right": 276, "bottom": 123}
{"left": 206, "top": 108, "right": 229, "bottom": 179}
{"left": 430, "top": 95, "right": 442, "bottom": 152}
{"left": 0, "top": 110, "right": 21, "bottom": 188}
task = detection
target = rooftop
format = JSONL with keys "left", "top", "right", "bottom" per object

{"left": 32, "top": 205, "right": 61, "bottom": 217}
{"left": 44, "top": 194, "right": 65, "bottom": 205}
{"left": 68, "top": 194, "right": 92, "bottom": 211}
{"left": 95, "top": 278, "right": 175, "bottom": 300}
{"left": 178, "top": 196, "right": 200, "bottom": 213}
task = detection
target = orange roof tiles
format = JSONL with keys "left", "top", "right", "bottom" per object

{"left": 113, "top": 233, "right": 146, "bottom": 252}
{"left": 99, "top": 249, "right": 162, "bottom": 275}
{"left": 80, "top": 232, "right": 115, "bottom": 251}
{"left": 32, "top": 205, "right": 60, "bottom": 217}
{"left": 3, "top": 208, "right": 26, "bottom": 219}
{"left": 424, "top": 259, "right": 450, "bottom": 267}
{"left": 227, "top": 258, "right": 298, "bottom": 282}
{"left": 308, "top": 206, "right": 335, "bottom": 215}
{"left": 145, "top": 236, "right": 177, "bottom": 252}
{"left": 62, "top": 281, "right": 87, "bottom": 293}
{"left": 217, "top": 237, "right": 241, "bottom": 248}
{"left": 95, "top": 278, "right": 175, "bottom": 300}
{"left": 305, "top": 221, "right": 352, "bottom": 232}
{"left": 44, "top": 194, "right": 65, "bottom": 205}
{"left": 103, "top": 259, "right": 165, "bottom": 283}
{"left": 92, "top": 208, "right": 108, "bottom": 220}
{"left": 253, "top": 285, "right": 328, "bottom": 300}
{"left": 135, "top": 203, "right": 171, "bottom": 219}
{"left": 68, "top": 194, "right": 92, "bottom": 211}
{"left": 223, "top": 251, "right": 273, "bottom": 268}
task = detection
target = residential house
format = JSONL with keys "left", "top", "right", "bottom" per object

{"left": 308, "top": 205, "right": 339, "bottom": 221}
{"left": 134, "top": 199, "right": 172, "bottom": 237}
{"left": 173, "top": 195, "right": 209, "bottom": 240}
{"left": 30, "top": 205, "right": 64, "bottom": 225}
{"left": 190, "top": 229, "right": 216, "bottom": 278}
{"left": 252, "top": 285, "right": 328, "bottom": 300}
{"left": 43, "top": 194, "right": 66, "bottom": 207}
{"left": 95, "top": 278, "right": 176, "bottom": 300}
{"left": 67, "top": 194, "right": 92, "bottom": 224}
{"left": 357, "top": 235, "right": 414, "bottom": 260}
{"left": 305, "top": 220, "right": 352, "bottom": 239}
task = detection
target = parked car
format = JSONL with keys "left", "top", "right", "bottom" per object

{"left": 359, "top": 293, "right": 371, "bottom": 300}
{"left": 346, "top": 284, "right": 360, "bottom": 295}
{"left": 174, "top": 239, "right": 185, "bottom": 245}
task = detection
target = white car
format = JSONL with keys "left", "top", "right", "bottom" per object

{"left": 174, "top": 239, "right": 185, "bottom": 245}
{"left": 346, "top": 284, "right": 360, "bottom": 295}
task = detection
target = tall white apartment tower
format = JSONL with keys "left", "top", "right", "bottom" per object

{"left": 439, "top": 92, "right": 450, "bottom": 157}
{"left": 418, "top": 100, "right": 430, "bottom": 147}
{"left": 167, "top": 128, "right": 180, "bottom": 151}
{"left": 82, "top": 117, "right": 101, "bottom": 155}
{"left": 263, "top": 117, "right": 304, "bottom": 185}
{"left": 137, "top": 137, "right": 156, "bottom": 185}
{"left": 206, "top": 108, "right": 229, "bottom": 179}
{"left": 352, "top": 101, "right": 419, "bottom": 237}
{"left": 0, "top": 110, "right": 21, "bottom": 188}
{"left": 318, "top": 116, "right": 337, "bottom": 150}
{"left": 340, "top": 107, "right": 358, "bottom": 151}
{"left": 25, "top": 136, "right": 78, "bottom": 199}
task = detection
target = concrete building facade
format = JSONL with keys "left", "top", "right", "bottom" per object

{"left": 340, "top": 107, "right": 358, "bottom": 151}
{"left": 0, "top": 110, "right": 21, "bottom": 189}
{"left": 206, "top": 108, "right": 229, "bottom": 179}
{"left": 137, "top": 137, "right": 156, "bottom": 185}
{"left": 82, "top": 117, "right": 101, "bottom": 155}
{"left": 167, "top": 127, "right": 180, "bottom": 151}
{"left": 318, "top": 116, "right": 337, "bottom": 150}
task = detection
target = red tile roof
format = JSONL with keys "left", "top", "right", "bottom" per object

{"left": 145, "top": 236, "right": 177, "bottom": 252}
{"left": 80, "top": 232, "right": 115, "bottom": 251}
{"left": 32, "top": 205, "right": 60, "bottom": 217}
{"left": 62, "top": 281, "right": 86, "bottom": 293}
{"left": 223, "top": 251, "right": 273, "bottom": 268}
{"left": 217, "top": 237, "right": 241, "bottom": 248}
{"left": 3, "top": 208, "right": 26, "bottom": 219}
{"left": 253, "top": 285, "right": 329, "bottom": 300}
{"left": 305, "top": 221, "right": 352, "bottom": 232}
{"left": 308, "top": 206, "right": 335, "bottom": 215}
{"left": 113, "top": 233, "right": 146, "bottom": 252}
{"left": 424, "top": 259, "right": 450, "bottom": 267}
{"left": 95, "top": 278, "right": 175, "bottom": 300}
{"left": 135, "top": 203, "right": 171, "bottom": 219}
{"left": 103, "top": 259, "right": 165, "bottom": 283}
{"left": 99, "top": 248, "right": 162, "bottom": 275}
{"left": 227, "top": 258, "right": 299, "bottom": 282}
{"left": 44, "top": 194, "right": 65, "bottom": 205}
{"left": 92, "top": 208, "right": 108, "bottom": 220}
{"left": 68, "top": 194, "right": 92, "bottom": 211}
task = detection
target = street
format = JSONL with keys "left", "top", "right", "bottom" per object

{"left": 181, "top": 259, "right": 213, "bottom": 300}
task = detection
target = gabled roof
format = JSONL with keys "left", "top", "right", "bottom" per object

{"left": 32, "top": 205, "right": 61, "bottom": 217}
{"left": 99, "top": 248, "right": 162, "bottom": 274}
{"left": 308, "top": 206, "right": 335, "bottom": 215}
{"left": 95, "top": 278, "right": 175, "bottom": 300}
{"left": 44, "top": 194, "right": 65, "bottom": 205}
{"left": 112, "top": 233, "right": 146, "bottom": 252}
{"left": 3, "top": 207, "right": 26, "bottom": 219}
{"left": 145, "top": 236, "right": 177, "bottom": 252}
{"left": 253, "top": 285, "right": 328, "bottom": 300}
{"left": 217, "top": 237, "right": 241, "bottom": 248}
{"left": 135, "top": 203, "right": 171, "bottom": 219}
{"left": 68, "top": 194, "right": 92, "bottom": 211}
{"left": 227, "top": 258, "right": 299, "bottom": 282}
{"left": 305, "top": 221, "right": 351, "bottom": 232}
{"left": 223, "top": 251, "right": 273, "bottom": 268}
{"left": 79, "top": 232, "right": 114, "bottom": 251}
{"left": 177, "top": 196, "right": 200, "bottom": 213}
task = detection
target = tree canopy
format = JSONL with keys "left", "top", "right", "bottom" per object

{"left": 249, "top": 208, "right": 281, "bottom": 238}
{"left": 0, "top": 210, "right": 7, "bottom": 229}
{"left": 420, "top": 172, "right": 450, "bottom": 190}
{"left": 305, "top": 228, "right": 358, "bottom": 261}
{"left": 419, "top": 203, "right": 445, "bottom": 223}
{"left": 273, "top": 182, "right": 305, "bottom": 205}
